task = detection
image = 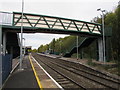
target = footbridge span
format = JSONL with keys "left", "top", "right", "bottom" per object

{"left": 1, "top": 11, "right": 104, "bottom": 59}
{"left": 3, "top": 12, "right": 102, "bottom": 36}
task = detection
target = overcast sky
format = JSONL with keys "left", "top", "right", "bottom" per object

{"left": 0, "top": 0, "right": 119, "bottom": 49}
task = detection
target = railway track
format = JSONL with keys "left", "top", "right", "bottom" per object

{"left": 32, "top": 53, "right": 85, "bottom": 89}
{"left": 54, "top": 57, "right": 120, "bottom": 83}
{"left": 32, "top": 53, "right": 120, "bottom": 89}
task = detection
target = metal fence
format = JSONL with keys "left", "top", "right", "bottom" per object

{"left": 0, "top": 11, "right": 13, "bottom": 26}
{"left": 2, "top": 54, "right": 12, "bottom": 84}
{"left": 62, "top": 37, "right": 86, "bottom": 56}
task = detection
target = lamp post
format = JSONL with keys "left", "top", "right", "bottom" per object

{"left": 20, "top": 0, "right": 24, "bottom": 70}
{"left": 97, "top": 8, "right": 106, "bottom": 63}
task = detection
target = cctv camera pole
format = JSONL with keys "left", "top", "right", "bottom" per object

{"left": 20, "top": 0, "right": 24, "bottom": 70}
{"left": 102, "top": 13, "right": 106, "bottom": 63}
{"left": 97, "top": 8, "right": 106, "bottom": 63}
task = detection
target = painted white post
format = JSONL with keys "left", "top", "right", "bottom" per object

{"left": 20, "top": 0, "right": 24, "bottom": 70}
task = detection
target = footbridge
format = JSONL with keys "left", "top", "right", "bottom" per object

{"left": 2, "top": 12, "right": 102, "bottom": 36}
{"left": 1, "top": 12, "right": 105, "bottom": 59}
{"left": 0, "top": 11, "right": 110, "bottom": 87}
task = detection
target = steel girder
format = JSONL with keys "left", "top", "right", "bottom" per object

{"left": 13, "top": 12, "right": 102, "bottom": 36}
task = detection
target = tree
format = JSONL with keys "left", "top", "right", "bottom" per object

{"left": 115, "top": 4, "right": 120, "bottom": 61}
{"left": 38, "top": 45, "right": 44, "bottom": 52}
{"left": 31, "top": 49, "right": 37, "bottom": 52}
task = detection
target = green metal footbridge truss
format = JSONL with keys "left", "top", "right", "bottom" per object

{"left": 2, "top": 12, "right": 102, "bottom": 36}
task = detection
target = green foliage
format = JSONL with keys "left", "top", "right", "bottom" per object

{"left": 105, "top": 6, "right": 120, "bottom": 61}
{"left": 37, "top": 35, "right": 78, "bottom": 55}
{"left": 38, "top": 44, "right": 49, "bottom": 53}
{"left": 116, "top": 5, "right": 120, "bottom": 60}
{"left": 31, "top": 49, "right": 37, "bottom": 52}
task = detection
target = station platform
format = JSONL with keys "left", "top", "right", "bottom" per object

{"left": 2, "top": 54, "right": 62, "bottom": 89}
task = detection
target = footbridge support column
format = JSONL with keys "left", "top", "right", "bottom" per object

{"left": 98, "top": 37, "right": 104, "bottom": 62}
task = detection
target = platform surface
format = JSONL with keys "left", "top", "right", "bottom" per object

{"left": 2, "top": 55, "right": 61, "bottom": 89}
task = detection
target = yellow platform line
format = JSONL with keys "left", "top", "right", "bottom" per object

{"left": 29, "top": 55, "right": 43, "bottom": 90}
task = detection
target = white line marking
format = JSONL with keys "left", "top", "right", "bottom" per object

{"left": 10, "top": 62, "right": 19, "bottom": 74}
{"left": 31, "top": 55, "right": 64, "bottom": 90}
